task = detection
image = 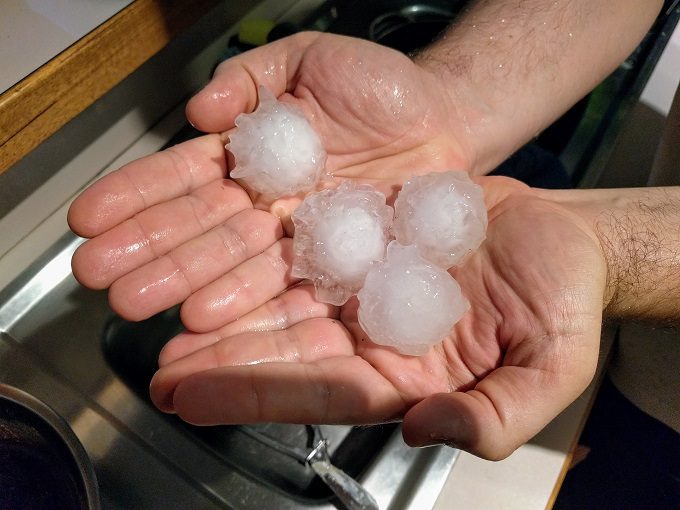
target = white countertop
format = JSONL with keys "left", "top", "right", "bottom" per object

{"left": 0, "top": 0, "right": 132, "bottom": 93}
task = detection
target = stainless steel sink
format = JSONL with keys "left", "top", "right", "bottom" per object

{"left": 0, "top": 234, "right": 458, "bottom": 509}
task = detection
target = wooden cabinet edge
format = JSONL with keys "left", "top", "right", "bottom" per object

{"left": 0, "top": 0, "right": 219, "bottom": 175}
{"left": 544, "top": 331, "right": 616, "bottom": 509}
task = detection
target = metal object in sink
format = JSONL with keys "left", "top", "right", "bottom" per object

{"left": 242, "top": 425, "right": 378, "bottom": 510}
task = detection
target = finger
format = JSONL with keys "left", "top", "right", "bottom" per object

{"left": 180, "top": 237, "right": 299, "bottom": 332}
{"left": 68, "top": 134, "right": 229, "bottom": 238}
{"left": 72, "top": 178, "right": 251, "bottom": 289}
{"left": 186, "top": 32, "right": 322, "bottom": 132}
{"left": 150, "top": 317, "right": 352, "bottom": 412}
{"left": 167, "top": 357, "right": 406, "bottom": 425}
{"left": 158, "top": 284, "right": 338, "bottom": 366}
{"left": 402, "top": 357, "right": 596, "bottom": 460}
{"left": 108, "top": 208, "right": 284, "bottom": 321}
{"left": 268, "top": 195, "right": 304, "bottom": 237}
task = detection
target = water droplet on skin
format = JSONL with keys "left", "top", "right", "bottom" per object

{"left": 210, "top": 90, "right": 232, "bottom": 101}
{"left": 137, "top": 269, "right": 180, "bottom": 296}
{"left": 263, "top": 63, "right": 277, "bottom": 76}
{"left": 124, "top": 240, "right": 148, "bottom": 255}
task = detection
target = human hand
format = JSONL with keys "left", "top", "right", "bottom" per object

{"left": 186, "top": 31, "right": 474, "bottom": 198}
{"left": 68, "top": 33, "right": 607, "bottom": 460}
{"left": 149, "top": 176, "right": 607, "bottom": 460}
{"left": 67, "top": 32, "right": 474, "bottom": 326}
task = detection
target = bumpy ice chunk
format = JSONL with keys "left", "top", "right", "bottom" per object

{"left": 357, "top": 242, "right": 469, "bottom": 356}
{"left": 292, "top": 182, "right": 393, "bottom": 305}
{"left": 227, "top": 86, "right": 327, "bottom": 198}
{"left": 394, "top": 171, "right": 487, "bottom": 268}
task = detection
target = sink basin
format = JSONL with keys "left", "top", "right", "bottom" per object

{"left": 0, "top": 235, "right": 458, "bottom": 509}
{"left": 102, "top": 308, "right": 397, "bottom": 504}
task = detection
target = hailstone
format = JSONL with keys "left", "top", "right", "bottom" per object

{"left": 292, "top": 182, "right": 393, "bottom": 305}
{"left": 227, "top": 86, "right": 327, "bottom": 198}
{"left": 394, "top": 171, "right": 487, "bottom": 268}
{"left": 357, "top": 241, "right": 469, "bottom": 356}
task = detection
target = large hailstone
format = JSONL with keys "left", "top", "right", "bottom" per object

{"left": 357, "top": 242, "right": 469, "bottom": 356}
{"left": 227, "top": 86, "right": 327, "bottom": 198}
{"left": 394, "top": 171, "right": 487, "bottom": 268}
{"left": 292, "top": 182, "right": 393, "bottom": 305}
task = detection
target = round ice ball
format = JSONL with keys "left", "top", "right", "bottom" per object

{"left": 357, "top": 242, "right": 469, "bottom": 356}
{"left": 394, "top": 171, "right": 487, "bottom": 268}
{"left": 292, "top": 182, "right": 393, "bottom": 305}
{"left": 227, "top": 86, "right": 327, "bottom": 198}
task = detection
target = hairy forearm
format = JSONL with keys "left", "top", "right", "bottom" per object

{"left": 415, "top": 0, "right": 663, "bottom": 174}
{"left": 542, "top": 186, "right": 680, "bottom": 322}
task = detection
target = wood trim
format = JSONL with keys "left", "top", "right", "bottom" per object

{"left": 545, "top": 403, "right": 594, "bottom": 510}
{"left": 0, "top": 0, "right": 218, "bottom": 174}
{"left": 544, "top": 332, "right": 617, "bottom": 509}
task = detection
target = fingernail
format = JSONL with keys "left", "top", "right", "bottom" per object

{"left": 413, "top": 433, "right": 460, "bottom": 449}
{"left": 423, "top": 413, "right": 472, "bottom": 448}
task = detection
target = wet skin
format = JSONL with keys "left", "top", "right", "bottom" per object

{"left": 69, "top": 33, "right": 606, "bottom": 460}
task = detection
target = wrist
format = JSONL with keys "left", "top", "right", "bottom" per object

{"left": 412, "top": 0, "right": 662, "bottom": 177}
{"left": 534, "top": 188, "right": 626, "bottom": 314}
{"left": 536, "top": 187, "right": 680, "bottom": 322}
{"left": 413, "top": 51, "right": 508, "bottom": 176}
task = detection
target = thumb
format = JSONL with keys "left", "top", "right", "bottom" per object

{"left": 402, "top": 363, "right": 595, "bottom": 461}
{"left": 186, "top": 32, "right": 321, "bottom": 133}
{"left": 269, "top": 196, "right": 303, "bottom": 237}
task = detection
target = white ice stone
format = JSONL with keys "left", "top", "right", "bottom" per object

{"left": 227, "top": 86, "right": 327, "bottom": 198}
{"left": 357, "top": 242, "right": 469, "bottom": 356}
{"left": 393, "top": 171, "right": 487, "bottom": 268}
{"left": 292, "top": 182, "right": 393, "bottom": 305}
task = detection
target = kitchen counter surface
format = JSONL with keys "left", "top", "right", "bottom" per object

{"left": 0, "top": 0, "right": 133, "bottom": 94}
{"left": 0, "top": 0, "right": 225, "bottom": 174}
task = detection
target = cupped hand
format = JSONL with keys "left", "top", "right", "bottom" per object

{"left": 149, "top": 176, "right": 607, "bottom": 460}
{"left": 68, "top": 32, "right": 472, "bottom": 326}
{"left": 187, "top": 32, "right": 473, "bottom": 190}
